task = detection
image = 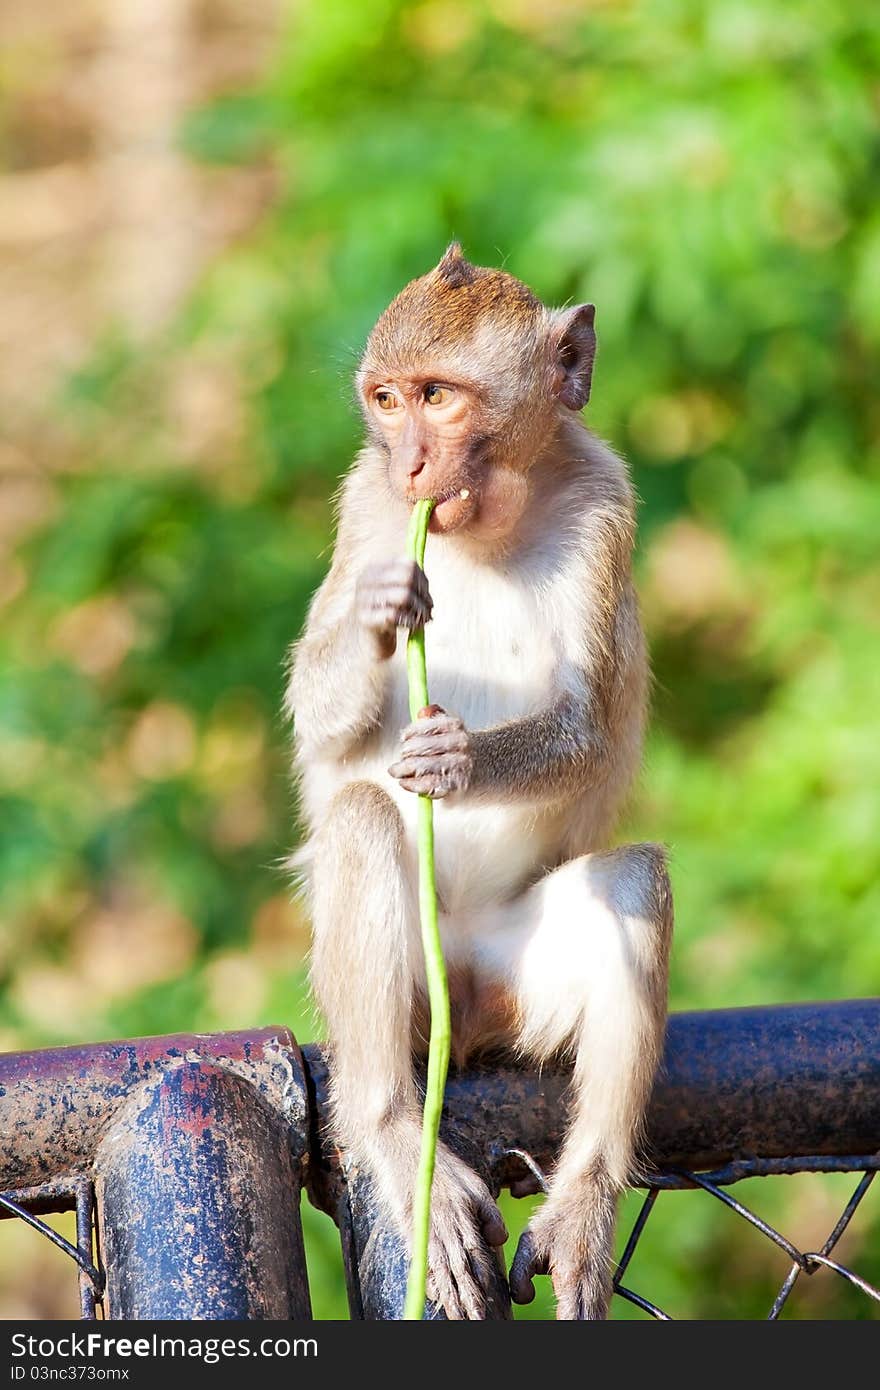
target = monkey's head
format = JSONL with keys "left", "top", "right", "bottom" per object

{"left": 357, "top": 244, "right": 596, "bottom": 539}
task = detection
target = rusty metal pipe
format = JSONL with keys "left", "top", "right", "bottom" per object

{"left": 0, "top": 1028, "right": 306, "bottom": 1191}
{"left": 302, "top": 998, "right": 880, "bottom": 1198}
{"left": 5, "top": 1002, "right": 877, "bottom": 1199}
{"left": 96, "top": 1061, "right": 310, "bottom": 1319}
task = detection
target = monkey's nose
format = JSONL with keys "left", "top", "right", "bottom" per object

{"left": 407, "top": 455, "right": 427, "bottom": 479}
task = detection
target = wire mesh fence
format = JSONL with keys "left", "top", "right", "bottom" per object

{"left": 0, "top": 1180, "right": 103, "bottom": 1319}
{"left": 3, "top": 1155, "right": 878, "bottom": 1320}
{"left": 504, "top": 1147, "right": 880, "bottom": 1319}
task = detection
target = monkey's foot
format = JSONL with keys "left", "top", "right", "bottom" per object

{"left": 509, "top": 1192, "right": 613, "bottom": 1321}
{"left": 422, "top": 1150, "right": 508, "bottom": 1320}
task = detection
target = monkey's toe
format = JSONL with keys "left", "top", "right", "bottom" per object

{"left": 477, "top": 1195, "right": 508, "bottom": 1249}
{"left": 509, "top": 1173, "right": 544, "bottom": 1199}
{"left": 426, "top": 1222, "right": 494, "bottom": 1320}
{"left": 509, "top": 1227, "right": 548, "bottom": 1305}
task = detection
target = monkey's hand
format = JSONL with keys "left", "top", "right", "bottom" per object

{"left": 388, "top": 705, "right": 473, "bottom": 798}
{"left": 356, "top": 560, "right": 433, "bottom": 658}
{"left": 509, "top": 1188, "right": 613, "bottom": 1321}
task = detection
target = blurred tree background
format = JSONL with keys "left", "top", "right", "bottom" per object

{"left": 1, "top": 0, "right": 879, "bottom": 1319}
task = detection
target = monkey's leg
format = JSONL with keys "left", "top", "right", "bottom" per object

{"left": 479, "top": 844, "right": 672, "bottom": 1320}
{"left": 309, "top": 780, "right": 507, "bottom": 1320}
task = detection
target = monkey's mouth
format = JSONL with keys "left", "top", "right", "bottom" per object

{"left": 428, "top": 488, "right": 478, "bottom": 534}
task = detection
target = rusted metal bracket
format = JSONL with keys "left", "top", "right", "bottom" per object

{"left": 1, "top": 999, "right": 879, "bottom": 1319}
{"left": 0, "top": 1029, "right": 312, "bottom": 1319}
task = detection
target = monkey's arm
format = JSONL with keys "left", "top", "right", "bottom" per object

{"left": 471, "top": 587, "right": 645, "bottom": 805}
{"left": 288, "top": 557, "right": 432, "bottom": 758}
{"left": 469, "top": 691, "right": 606, "bottom": 802}
{"left": 389, "top": 688, "right": 611, "bottom": 804}
{"left": 288, "top": 608, "right": 388, "bottom": 759}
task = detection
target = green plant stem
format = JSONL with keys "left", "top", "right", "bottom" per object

{"left": 402, "top": 497, "right": 450, "bottom": 1322}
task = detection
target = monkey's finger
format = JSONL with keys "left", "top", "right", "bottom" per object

{"left": 390, "top": 775, "right": 454, "bottom": 798}
{"left": 401, "top": 712, "right": 464, "bottom": 738}
{"left": 369, "top": 580, "right": 428, "bottom": 602}
{"left": 509, "top": 1229, "right": 548, "bottom": 1305}
{"left": 364, "top": 606, "right": 431, "bottom": 637}
{"left": 382, "top": 559, "right": 433, "bottom": 606}
{"left": 388, "top": 749, "right": 468, "bottom": 775}
{"left": 364, "top": 592, "right": 430, "bottom": 622}
{"left": 372, "top": 574, "right": 432, "bottom": 603}
{"left": 356, "top": 553, "right": 436, "bottom": 636}
{"left": 396, "top": 729, "right": 469, "bottom": 758}
{"left": 405, "top": 710, "right": 460, "bottom": 731}
{"left": 370, "top": 588, "right": 433, "bottom": 625}
{"left": 401, "top": 723, "right": 467, "bottom": 744}
{"left": 416, "top": 703, "right": 446, "bottom": 720}
{"left": 365, "top": 567, "right": 431, "bottom": 603}
{"left": 366, "top": 608, "right": 428, "bottom": 637}
{"left": 388, "top": 761, "right": 469, "bottom": 796}
{"left": 367, "top": 557, "right": 429, "bottom": 591}
{"left": 381, "top": 556, "right": 430, "bottom": 588}
{"left": 395, "top": 603, "right": 433, "bottom": 631}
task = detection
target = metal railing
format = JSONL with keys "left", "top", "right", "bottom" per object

{"left": 1, "top": 999, "right": 879, "bottom": 1319}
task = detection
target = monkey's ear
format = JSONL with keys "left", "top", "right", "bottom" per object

{"left": 436, "top": 242, "right": 479, "bottom": 288}
{"left": 552, "top": 304, "right": 596, "bottom": 410}
{"left": 439, "top": 241, "right": 464, "bottom": 269}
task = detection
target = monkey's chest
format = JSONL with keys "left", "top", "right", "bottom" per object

{"left": 412, "top": 563, "right": 557, "bottom": 730}
{"left": 378, "top": 566, "right": 559, "bottom": 914}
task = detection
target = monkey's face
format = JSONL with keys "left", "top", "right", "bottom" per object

{"left": 359, "top": 375, "right": 491, "bottom": 534}
{"left": 358, "top": 245, "right": 596, "bottom": 540}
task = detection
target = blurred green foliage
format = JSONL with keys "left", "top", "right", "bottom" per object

{"left": 2, "top": 0, "right": 879, "bottom": 1319}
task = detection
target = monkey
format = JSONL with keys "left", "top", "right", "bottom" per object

{"left": 286, "top": 243, "right": 673, "bottom": 1321}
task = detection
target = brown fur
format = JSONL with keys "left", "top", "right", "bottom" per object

{"left": 412, "top": 968, "right": 523, "bottom": 1068}
{"left": 362, "top": 243, "right": 541, "bottom": 379}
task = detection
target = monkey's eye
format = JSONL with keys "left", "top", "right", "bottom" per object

{"left": 424, "top": 383, "right": 452, "bottom": 406}
{"left": 375, "top": 390, "right": 400, "bottom": 411}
